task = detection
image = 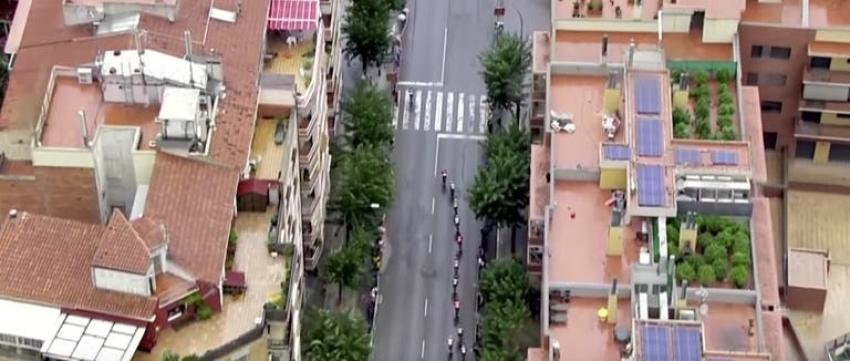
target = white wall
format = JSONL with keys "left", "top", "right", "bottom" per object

{"left": 804, "top": 83, "right": 850, "bottom": 102}
{"left": 92, "top": 267, "right": 152, "bottom": 297}
{"left": 702, "top": 19, "right": 738, "bottom": 43}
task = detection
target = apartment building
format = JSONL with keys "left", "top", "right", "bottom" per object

{"left": 527, "top": 0, "right": 787, "bottom": 360}
{"left": 0, "top": 0, "right": 339, "bottom": 360}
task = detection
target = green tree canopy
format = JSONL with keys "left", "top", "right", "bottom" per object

{"left": 330, "top": 146, "right": 394, "bottom": 228}
{"left": 342, "top": 0, "right": 392, "bottom": 71}
{"left": 470, "top": 126, "right": 530, "bottom": 230}
{"left": 480, "top": 33, "right": 531, "bottom": 121}
{"left": 322, "top": 242, "right": 366, "bottom": 303}
{"left": 303, "top": 309, "right": 371, "bottom": 361}
{"left": 480, "top": 259, "right": 531, "bottom": 304}
{"left": 342, "top": 81, "right": 394, "bottom": 149}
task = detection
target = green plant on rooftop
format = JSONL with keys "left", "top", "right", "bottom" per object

{"left": 480, "top": 33, "right": 531, "bottom": 125}
{"left": 341, "top": 81, "right": 394, "bottom": 149}
{"left": 672, "top": 107, "right": 692, "bottom": 139}
{"left": 698, "top": 264, "right": 717, "bottom": 285}
{"left": 342, "top": 0, "right": 393, "bottom": 72}
{"left": 730, "top": 265, "right": 748, "bottom": 288}
{"left": 303, "top": 308, "right": 371, "bottom": 361}
{"left": 677, "top": 262, "right": 697, "bottom": 282}
{"left": 717, "top": 84, "right": 733, "bottom": 105}
{"left": 731, "top": 252, "right": 751, "bottom": 267}
{"left": 719, "top": 126, "right": 737, "bottom": 141}
{"left": 691, "top": 84, "right": 709, "bottom": 100}
{"left": 470, "top": 125, "right": 530, "bottom": 254}
{"left": 714, "top": 68, "right": 733, "bottom": 84}
{"left": 695, "top": 115, "right": 711, "bottom": 139}
{"left": 703, "top": 243, "right": 727, "bottom": 265}
{"left": 693, "top": 70, "right": 709, "bottom": 87}
{"left": 718, "top": 103, "right": 735, "bottom": 117}
{"left": 712, "top": 258, "right": 728, "bottom": 280}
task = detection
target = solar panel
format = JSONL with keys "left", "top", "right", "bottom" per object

{"left": 637, "top": 164, "right": 665, "bottom": 207}
{"left": 635, "top": 75, "right": 661, "bottom": 115}
{"left": 674, "top": 326, "right": 702, "bottom": 361}
{"left": 674, "top": 148, "right": 702, "bottom": 166}
{"left": 642, "top": 325, "right": 670, "bottom": 361}
{"left": 605, "top": 144, "right": 630, "bottom": 161}
{"left": 636, "top": 117, "right": 663, "bottom": 157}
{"left": 711, "top": 151, "right": 739, "bottom": 165}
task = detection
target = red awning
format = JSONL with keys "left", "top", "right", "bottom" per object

{"left": 224, "top": 271, "right": 247, "bottom": 289}
{"left": 268, "top": 0, "right": 319, "bottom": 31}
{"left": 237, "top": 179, "right": 274, "bottom": 197}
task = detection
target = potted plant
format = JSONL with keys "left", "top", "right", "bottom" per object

{"left": 586, "top": 0, "right": 603, "bottom": 15}
{"left": 573, "top": 0, "right": 580, "bottom": 14}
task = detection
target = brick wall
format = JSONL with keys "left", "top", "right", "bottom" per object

{"left": 0, "top": 166, "right": 100, "bottom": 224}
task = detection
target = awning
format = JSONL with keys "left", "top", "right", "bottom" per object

{"left": 41, "top": 314, "right": 145, "bottom": 361}
{"left": 268, "top": 0, "right": 319, "bottom": 31}
{"left": 224, "top": 271, "right": 247, "bottom": 289}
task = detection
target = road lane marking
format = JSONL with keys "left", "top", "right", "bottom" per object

{"left": 456, "top": 93, "right": 464, "bottom": 133}
{"left": 437, "top": 133, "right": 487, "bottom": 141}
{"left": 402, "top": 89, "right": 412, "bottom": 130}
{"left": 479, "top": 96, "right": 488, "bottom": 133}
{"left": 420, "top": 339, "right": 426, "bottom": 359}
{"left": 414, "top": 90, "right": 422, "bottom": 130}
{"left": 445, "top": 92, "right": 454, "bottom": 132}
{"left": 428, "top": 234, "right": 433, "bottom": 253}
{"left": 434, "top": 91, "right": 443, "bottom": 131}
{"left": 424, "top": 90, "right": 432, "bottom": 131}
{"left": 424, "top": 297, "right": 429, "bottom": 318}
{"left": 468, "top": 95, "right": 476, "bottom": 133}
{"left": 397, "top": 81, "right": 439, "bottom": 87}
{"left": 431, "top": 197, "right": 435, "bottom": 214}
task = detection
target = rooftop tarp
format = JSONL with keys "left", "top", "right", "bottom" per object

{"left": 268, "top": 0, "right": 318, "bottom": 31}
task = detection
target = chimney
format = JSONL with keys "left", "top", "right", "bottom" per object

{"left": 183, "top": 30, "right": 192, "bottom": 60}
{"left": 627, "top": 39, "right": 636, "bottom": 68}
{"left": 78, "top": 110, "right": 89, "bottom": 147}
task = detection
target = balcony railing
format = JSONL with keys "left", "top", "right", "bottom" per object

{"left": 804, "top": 67, "right": 850, "bottom": 85}
{"left": 795, "top": 120, "right": 850, "bottom": 139}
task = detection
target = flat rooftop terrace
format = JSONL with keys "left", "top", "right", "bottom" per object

{"left": 549, "top": 182, "right": 639, "bottom": 284}
{"left": 740, "top": 0, "right": 803, "bottom": 26}
{"left": 702, "top": 302, "right": 758, "bottom": 353}
{"left": 554, "top": 0, "right": 659, "bottom": 22}
{"left": 807, "top": 0, "right": 850, "bottom": 29}
{"left": 548, "top": 298, "right": 631, "bottom": 361}
{"left": 552, "top": 30, "right": 732, "bottom": 64}
{"left": 550, "top": 75, "right": 617, "bottom": 170}
{"left": 39, "top": 77, "right": 158, "bottom": 150}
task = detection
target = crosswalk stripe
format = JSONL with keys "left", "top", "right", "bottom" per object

{"left": 456, "top": 93, "right": 464, "bottom": 133}
{"left": 414, "top": 90, "right": 422, "bottom": 130}
{"left": 434, "top": 91, "right": 443, "bottom": 132}
{"left": 479, "top": 96, "right": 488, "bottom": 133}
{"left": 468, "top": 95, "right": 476, "bottom": 132}
{"left": 424, "top": 91, "right": 432, "bottom": 131}
{"left": 402, "top": 90, "right": 412, "bottom": 130}
{"left": 446, "top": 92, "right": 454, "bottom": 132}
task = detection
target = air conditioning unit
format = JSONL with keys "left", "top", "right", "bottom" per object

{"left": 77, "top": 68, "right": 93, "bottom": 84}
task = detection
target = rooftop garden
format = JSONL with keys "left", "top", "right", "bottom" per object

{"left": 668, "top": 214, "right": 752, "bottom": 289}
{"left": 671, "top": 69, "right": 738, "bottom": 141}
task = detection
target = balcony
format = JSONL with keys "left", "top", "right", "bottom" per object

{"left": 788, "top": 158, "right": 850, "bottom": 188}
{"left": 804, "top": 67, "right": 850, "bottom": 85}
{"left": 795, "top": 121, "right": 850, "bottom": 140}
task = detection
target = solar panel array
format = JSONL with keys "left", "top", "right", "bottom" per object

{"left": 605, "top": 144, "right": 630, "bottom": 161}
{"left": 636, "top": 164, "right": 665, "bottom": 207}
{"left": 642, "top": 325, "right": 670, "bottom": 361}
{"left": 674, "top": 326, "right": 702, "bottom": 361}
{"left": 636, "top": 117, "right": 663, "bottom": 157}
{"left": 674, "top": 148, "right": 702, "bottom": 166}
{"left": 635, "top": 75, "right": 662, "bottom": 115}
{"left": 711, "top": 151, "right": 739, "bottom": 165}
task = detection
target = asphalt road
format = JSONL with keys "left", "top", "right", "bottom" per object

{"left": 370, "top": 0, "right": 549, "bottom": 360}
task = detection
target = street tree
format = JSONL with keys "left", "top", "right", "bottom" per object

{"left": 480, "top": 33, "right": 531, "bottom": 124}
{"left": 342, "top": 0, "right": 392, "bottom": 72}
{"left": 342, "top": 81, "right": 394, "bottom": 149}
{"left": 303, "top": 309, "right": 371, "bottom": 361}
{"left": 330, "top": 146, "right": 394, "bottom": 233}
{"left": 479, "top": 259, "right": 531, "bottom": 303}
{"left": 321, "top": 244, "right": 366, "bottom": 306}
{"left": 469, "top": 126, "right": 530, "bottom": 253}
{"left": 481, "top": 300, "right": 529, "bottom": 360}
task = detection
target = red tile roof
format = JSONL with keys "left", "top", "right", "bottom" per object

{"left": 92, "top": 211, "right": 152, "bottom": 275}
{"left": 130, "top": 217, "right": 168, "bottom": 250}
{"left": 144, "top": 153, "right": 239, "bottom": 284}
{"left": 0, "top": 212, "right": 157, "bottom": 321}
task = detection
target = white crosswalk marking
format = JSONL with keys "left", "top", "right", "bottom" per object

{"left": 479, "top": 96, "right": 488, "bottom": 133}
{"left": 414, "top": 90, "right": 422, "bottom": 130}
{"left": 456, "top": 93, "right": 464, "bottom": 133}
{"left": 446, "top": 92, "right": 454, "bottom": 132}
{"left": 434, "top": 91, "right": 443, "bottom": 132}
{"left": 402, "top": 90, "right": 412, "bottom": 130}
{"left": 468, "top": 95, "right": 476, "bottom": 131}
{"left": 424, "top": 91, "right": 432, "bottom": 131}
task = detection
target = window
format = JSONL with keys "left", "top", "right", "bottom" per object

{"left": 811, "top": 56, "right": 831, "bottom": 69}
{"left": 769, "top": 46, "right": 792, "bottom": 59}
{"left": 751, "top": 45, "right": 764, "bottom": 58}
{"left": 763, "top": 132, "right": 778, "bottom": 150}
{"left": 746, "top": 72, "right": 759, "bottom": 86}
{"left": 761, "top": 101, "right": 783, "bottom": 113}
{"left": 0, "top": 333, "right": 15, "bottom": 345}
{"left": 167, "top": 304, "right": 186, "bottom": 322}
{"left": 795, "top": 140, "right": 816, "bottom": 159}
{"left": 528, "top": 246, "right": 544, "bottom": 265}
{"left": 838, "top": 113, "right": 850, "bottom": 119}
{"left": 829, "top": 142, "right": 850, "bottom": 162}
{"left": 801, "top": 111, "right": 821, "bottom": 123}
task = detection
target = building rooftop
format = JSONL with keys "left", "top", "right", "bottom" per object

{"left": 0, "top": 212, "right": 158, "bottom": 321}
{"left": 250, "top": 117, "right": 291, "bottom": 181}
{"left": 807, "top": 0, "right": 850, "bottom": 29}
{"left": 788, "top": 248, "right": 828, "bottom": 291}
{"left": 552, "top": 29, "right": 732, "bottom": 65}
{"left": 91, "top": 211, "right": 153, "bottom": 275}
{"left": 38, "top": 76, "right": 159, "bottom": 150}
{"left": 548, "top": 298, "right": 632, "bottom": 361}
{"left": 554, "top": 0, "right": 659, "bottom": 22}
{"left": 143, "top": 153, "right": 239, "bottom": 284}
{"left": 550, "top": 75, "right": 614, "bottom": 169}
{"left": 740, "top": 0, "right": 803, "bottom": 26}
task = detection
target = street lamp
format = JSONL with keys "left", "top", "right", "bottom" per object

{"left": 369, "top": 203, "right": 381, "bottom": 209}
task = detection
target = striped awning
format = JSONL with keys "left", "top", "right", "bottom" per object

{"left": 268, "top": 0, "right": 319, "bottom": 31}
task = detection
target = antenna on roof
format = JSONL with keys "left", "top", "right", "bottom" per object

{"left": 78, "top": 110, "right": 90, "bottom": 148}
{"left": 184, "top": 30, "right": 195, "bottom": 88}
